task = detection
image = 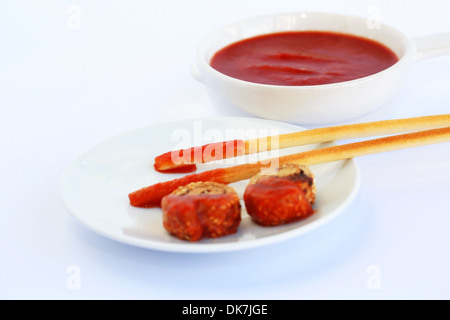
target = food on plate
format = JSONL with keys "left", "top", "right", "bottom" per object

{"left": 153, "top": 115, "right": 450, "bottom": 173}
{"left": 128, "top": 125, "right": 450, "bottom": 243}
{"left": 249, "top": 163, "right": 316, "bottom": 204}
{"left": 244, "top": 164, "right": 316, "bottom": 226}
{"left": 210, "top": 31, "right": 399, "bottom": 86}
{"left": 161, "top": 182, "right": 241, "bottom": 241}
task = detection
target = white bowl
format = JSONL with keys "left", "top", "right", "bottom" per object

{"left": 192, "top": 12, "right": 450, "bottom": 125}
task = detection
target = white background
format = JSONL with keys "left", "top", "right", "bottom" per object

{"left": 1, "top": 0, "right": 450, "bottom": 299}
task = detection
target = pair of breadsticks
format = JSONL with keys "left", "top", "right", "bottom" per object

{"left": 129, "top": 114, "right": 450, "bottom": 208}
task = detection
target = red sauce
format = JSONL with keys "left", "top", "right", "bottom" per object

{"left": 210, "top": 31, "right": 399, "bottom": 86}
{"left": 154, "top": 164, "right": 198, "bottom": 174}
{"left": 244, "top": 176, "right": 314, "bottom": 226}
{"left": 161, "top": 192, "right": 241, "bottom": 241}
{"left": 128, "top": 168, "right": 229, "bottom": 208}
{"left": 154, "top": 140, "right": 245, "bottom": 173}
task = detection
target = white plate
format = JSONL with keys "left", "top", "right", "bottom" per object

{"left": 59, "top": 117, "right": 361, "bottom": 253}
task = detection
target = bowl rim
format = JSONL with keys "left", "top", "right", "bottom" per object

{"left": 195, "top": 11, "right": 415, "bottom": 90}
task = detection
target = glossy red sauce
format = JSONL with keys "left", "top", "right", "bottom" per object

{"left": 210, "top": 31, "right": 399, "bottom": 86}
{"left": 154, "top": 140, "right": 245, "bottom": 173}
{"left": 128, "top": 168, "right": 229, "bottom": 208}
{"left": 243, "top": 176, "right": 314, "bottom": 226}
{"left": 162, "top": 193, "right": 241, "bottom": 241}
{"left": 154, "top": 163, "right": 198, "bottom": 174}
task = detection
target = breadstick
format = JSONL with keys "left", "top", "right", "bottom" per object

{"left": 247, "top": 114, "right": 450, "bottom": 152}
{"left": 130, "top": 126, "right": 450, "bottom": 207}
{"left": 154, "top": 114, "right": 450, "bottom": 172}
{"left": 278, "top": 126, "right": 450, "bottom": 166}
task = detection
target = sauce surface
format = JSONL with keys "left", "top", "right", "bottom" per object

{"left": 210, "top": 31, "right": 399, "bottom": 86}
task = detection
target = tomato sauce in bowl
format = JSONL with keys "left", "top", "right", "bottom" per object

{"left": 210, "top": 31, "right": 399, "bottom": 86}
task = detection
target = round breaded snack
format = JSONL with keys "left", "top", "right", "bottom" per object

{"left": 161, "top": 182, "right": 241, "bottom": 241}
{"left": 244, "top": 164, "right": 316, "bottom": 226}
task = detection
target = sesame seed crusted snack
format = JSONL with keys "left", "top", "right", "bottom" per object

{"left": 244, "top": 164, "right": 316, "bottom": 226}
{"left": 161, "top": 182, "right": 241, "bottom": 241}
